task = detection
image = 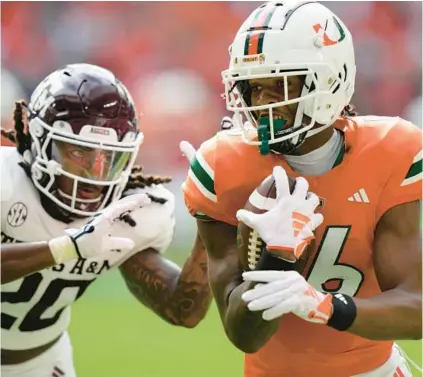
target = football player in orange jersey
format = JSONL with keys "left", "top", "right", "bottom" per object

{"left": 182, "top": 1, "right": 422, "bottom": 377}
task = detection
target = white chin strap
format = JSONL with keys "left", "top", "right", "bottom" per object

{"left": 304, "top": 123, "right": 333, "bottom": 139}
{"left": 289, "top": 94, "right": 308, "bottom": 146}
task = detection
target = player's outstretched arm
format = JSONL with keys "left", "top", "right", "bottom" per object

{"left": 119, "top": 231, "right": 212, "bottom": 328}
{"left": 1, "top": 242, "right": 57, "bottom": 284}
{"left": 347, "top": 200, "right": 422, "bottom": 340}
{"left": 197, "top": 219, "right": 279, "bottom": 353}
{"left": 1, "top": 194, "right": 149, "bottom": 284}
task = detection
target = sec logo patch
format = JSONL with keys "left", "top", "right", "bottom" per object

{"left": 7, "top": 202, "right": 28, "bottom": 227}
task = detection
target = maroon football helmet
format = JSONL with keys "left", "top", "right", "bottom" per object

{"left": 27, "top": 63, "right": 144, "bottom": 216}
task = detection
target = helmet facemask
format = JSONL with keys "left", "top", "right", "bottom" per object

{"left": 29, "top": 116, "right": 143, "bottom": 217}
{"left": 24, "top": 63, "right": 144, "bottom": 218}
{"left": 223, "top": 64, "right": 342, "bottom": 155}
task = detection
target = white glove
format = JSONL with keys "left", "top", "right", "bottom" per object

{"left": 242, "top": 270, "right": 333, "bottom": 323}
{"left": 236, "top": 166, "right": 323, "bottom": 261}
{"left": 179, "top": 140, "right": 196, "bottom": 164}
{"left": 48, "top": 193, "right": 151, "bottom": 264}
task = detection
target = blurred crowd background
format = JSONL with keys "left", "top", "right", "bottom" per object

{"left": 2, "top": 2, "right": 422, "bottom": 171}
{"left": 2, "top": 0, "right": 422, "bottom": 245}
{"left": 1, "top": 3, "right": 422, "bottom": 377}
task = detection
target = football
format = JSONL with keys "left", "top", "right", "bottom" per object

{"left": 237, "top": 172, "right": 311, "bottom": 273}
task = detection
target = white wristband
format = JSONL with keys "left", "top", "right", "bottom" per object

{"left": 48, "top": 235, "right": 79, "bottom": 264}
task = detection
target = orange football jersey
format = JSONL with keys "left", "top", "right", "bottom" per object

{"left": 183, "top": 116, "right": 422, "bottom": 377}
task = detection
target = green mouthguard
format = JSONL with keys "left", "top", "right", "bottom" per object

{"left": 257, "top": 117, "right": 287, "bottom": 155}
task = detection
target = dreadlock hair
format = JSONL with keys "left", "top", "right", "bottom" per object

{"left": 123, "top": 165, "right": 171, "bottom": 192}
{"left": 122, "top": 165, "right": 172, "bottom": 205}
{"left": 1, "top": 100, "right": 32, "bottom": 156}
{"left": 119, "top": 166, "right": 172, "bottom": 226}
{"left": 341, "top": 104, "right": 358, "bottom": 117}
{"left": 2, "top": 101, "right": 172, "bottom": 207}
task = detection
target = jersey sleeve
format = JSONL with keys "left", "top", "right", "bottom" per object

{"left": 182, "top": 136, "right": 226, "bottom": 222}
{"left": 182, "top": 132, "right": 262, "bottom": 226}
{"left": 375, "top": 121, "right": 422, "bottom": 222}
{"left": 1, "top": 147, "right": 17, "bottom": 204}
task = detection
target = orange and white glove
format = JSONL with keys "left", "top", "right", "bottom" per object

{"left": 236, "top": 166, "right": 324, "bottom": 261}
{"left": 242, "top": 270, "right": 333, "bottom": 323}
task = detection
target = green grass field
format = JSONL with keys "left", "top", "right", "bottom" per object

{"left": 69, "top": 269, "right": 422, "bottom": 377}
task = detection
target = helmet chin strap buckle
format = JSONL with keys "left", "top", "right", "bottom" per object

{"left": 47, "top": 160, "right": 61, "bottom": 175}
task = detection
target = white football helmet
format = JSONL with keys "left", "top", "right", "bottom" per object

{"left": 222, "top": 0, "right": 356, "bottom": 154}
{"left": 27, "top": 63, "right": 143, "bottom": 217}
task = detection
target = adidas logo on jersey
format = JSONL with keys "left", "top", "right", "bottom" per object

{"left": 335, "top": 294, "right": 348, "bottom": 305}
{"left": 348, "top": 189, "right": 369, "bottom": 203}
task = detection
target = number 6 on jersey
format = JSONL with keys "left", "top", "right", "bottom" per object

{"left": 306, "top": 226, "right": 364, "bottom": 297}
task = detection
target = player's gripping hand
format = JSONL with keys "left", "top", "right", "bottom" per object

{"left": 48, "top": 194, "right": 151, "bottom": 264}
{"left": 236, "top": 166, "right": 324, "bottom": 261}
{"left": 242, "top": 270, "right": 333, "bottom": 323}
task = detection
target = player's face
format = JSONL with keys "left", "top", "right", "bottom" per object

{"left": 248, "top": 75, "right": 303, "bottom": 128}
{"left": 53, "top": 141, "right": 130, "bottom": 200}
{"left": 56, "top": 174, "right": 104, "bottom": 202}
